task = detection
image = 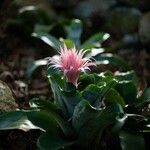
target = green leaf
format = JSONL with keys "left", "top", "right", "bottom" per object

{"left": 72, "top": 100, "right": 125, "bottom": 147}
{"left": 61, "top": 90, "right": 82, "bottom": 117}
{"left": 99, "top": 78, "right": 117, "bottom": 101}
{"left": 101, "top": 73, "right": 116, "bottom": 84}
{"left": 72, "top": 100, "right": 100, "bottom": 132}
{"left": 48, "top": 73, "right": 82, "bottom": 118}
{"left": 61, "top": 39, "right": 75, "bottom": 48}
{"left": 18, "top": 6, "right": 51, "bottom": 25}
{"left": 31, "top": 32, "right": 61, "bottom": 51}
{"left": 141, "top": 87, "right": 150, "bottom": 101}
{"left": 30, "top": 99, "right": 62, "bottom": 114}
{"left": 105, "top": 88, "right": 125, "bottom": 107}
{"left": 80, "top": 73, "right": 117, "bottom": 107}
{"left": 81, "top": 33, "right": 110, "bottom": 49}
{"left": 37, "top": 131, "right": 74, "bottom": 150}
{"left": 94, "top": 53, "right": 131, "bottom": 71}
{"left": 30, "top": 99, "right": 74, "bottom": 137}
{"left": 115, "top": 70, "right": 138, "bottom": 86}
{"left": 78, "top": 73, "right": 102, "bottom": 89}
{"left": 82, "top": 78, "right": 117, "bottom": 108}
{"left": 82, "top": 84, "right": 103, "bottom": 106}
{"left": 0, "top": 106, "right": 74, "bottom": 150}
{"left": 124, "top": 114, "right": 148, "bottom": 131}
{"left": 27, "top": 111, "right": 59, "bottom": 133}
{"left": 48, "top": 73, "right": 67, "bottom": 116}
{"left": 115, "top": 81, "right": 137, "bottom": 105}
{"left": 26, "top": 59, "right": 47, "bottom": 78}
{"left": 0, "top": 110, "right": 59, "bottom": 132}
{"left": 34, "top": 24, "right": 54, "bottom": 33}
{"left": 119, "top": 131, "right": 145, "bottom": 150}
{"left": 84, "top": 48, "right": 105, "bottom": 58}
{"left": 0, "top": 111, "right": 41, "bottom": 132}
{"left": 78, "top": 72, "right": 115, "bottom": 90}
{"left": 66, "top": 19, "right": 83, "bottom": 47}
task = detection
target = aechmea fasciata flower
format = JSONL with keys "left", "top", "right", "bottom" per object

{"left": 48, "top": 44, "right": 95, "bottom": 86}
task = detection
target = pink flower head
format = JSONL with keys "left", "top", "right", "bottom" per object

{"left": 49, "top": 44, "right": 95, "bottom": 86}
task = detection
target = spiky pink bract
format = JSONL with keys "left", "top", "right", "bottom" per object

{"left": 49, "top": 44, "right": 95, "bottom": 86}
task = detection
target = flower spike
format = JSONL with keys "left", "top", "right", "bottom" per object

{"left": 48, "top": 43, "right": 95, "bottom": 86}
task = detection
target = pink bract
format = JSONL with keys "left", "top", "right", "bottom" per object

{"left": 49, "top": 44, "right": 95, "bottom": 86}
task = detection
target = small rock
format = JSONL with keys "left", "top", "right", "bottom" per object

{"left": 0, "top": 80, "right": 18, "bottom": 114}
{"left": 0, "top": 71, "right": 14, "bottom": 83}
{"left": 13, "top": 80, "right": 28, "bottom": 99}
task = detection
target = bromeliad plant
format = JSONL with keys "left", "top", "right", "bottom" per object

{"left": 0, "top": 43, "right": 150, "bottom": 150}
